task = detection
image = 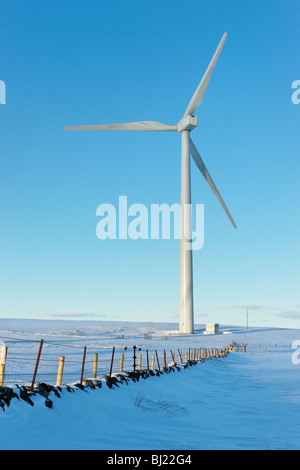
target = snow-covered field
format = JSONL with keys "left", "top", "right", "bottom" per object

{"left": 0, "top": 318, "right": 300, "bottom": 450}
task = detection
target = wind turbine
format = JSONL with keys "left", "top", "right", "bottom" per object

{"left": 65, "top": 32, "right": 236, "bottom": 335}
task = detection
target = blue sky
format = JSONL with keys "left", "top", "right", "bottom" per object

{"left": 0, "top": 0, "right": 299, "bottom": 328}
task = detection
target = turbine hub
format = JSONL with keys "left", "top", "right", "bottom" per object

{"left": 177, "top": 115, "right": 198, "bottom": 133}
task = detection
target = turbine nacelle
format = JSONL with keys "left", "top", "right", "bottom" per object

{"left": 176, "top": 115, "right": 198, "bottom": 133}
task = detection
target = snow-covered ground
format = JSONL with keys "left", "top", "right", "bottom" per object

{"left": 0, "top": 319, "right": 300, "bottom": 450}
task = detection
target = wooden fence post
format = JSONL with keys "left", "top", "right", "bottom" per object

{"left": 0, "top": 346, "right": 8, "bottom": 387}
{"left": 146, "top": 349, "right": 149, "bottom": 371}
{"left": 138, "top": 354, "right": 142, "bottom": 371}
{"left": 56, "top": 356, "right": 65, "bottom": 387}
{"left": 119, "top": 353, "right": 124, "bottom": 372}
{"left": 151, "top": 354, "right": 155, "bottom": 370}
{"left": 0, "top": 364, "right": 5, "bottom": 387}
{"left": 155, "top": 350, "right": 160, "bottom": 371}
{"left": 178, "top": 349, "right": 182, "bottom": 363}
{"left": 163, "top": 350, "right": 166, "bottom": 368}
{"left": 80, "top": 346, "right": 87, "bottom": 385}
{"left": 93, "top": 353, "right": 98, "bottom": 378}
{"left": 109, "top": 347, "right": 115, "bottom": 377}
{"left": 31, "top": 339, "right": 44, "bottom": 391}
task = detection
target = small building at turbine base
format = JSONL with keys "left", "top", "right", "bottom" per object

{"left": 204, "top": 323, "right": 219, "bottom": 335}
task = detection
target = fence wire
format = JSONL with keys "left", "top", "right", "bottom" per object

{"left": 0, "top": 337, "right": 228, "bottom": 388}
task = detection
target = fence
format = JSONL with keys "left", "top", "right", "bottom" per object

{"left": 228, "top": 342, "right": 294, "bottom": 354}
{"left": 0, "top": 340, "right": 231, "bottom": 390}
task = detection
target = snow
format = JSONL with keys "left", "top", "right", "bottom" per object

{"left": 0, "top": 319, "right": 300, "bottom": 450}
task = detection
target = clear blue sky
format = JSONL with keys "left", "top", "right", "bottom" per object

{"left": 0, "top": 0, "right": 299, "bottom": 328}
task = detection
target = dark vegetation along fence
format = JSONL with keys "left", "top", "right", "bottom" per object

{"left": 0, "top": 339, "right": 233, "bottom": 391}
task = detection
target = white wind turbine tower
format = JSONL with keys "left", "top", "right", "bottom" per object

{"left": 65, "top": 32, "right": 236, "bottom": 335}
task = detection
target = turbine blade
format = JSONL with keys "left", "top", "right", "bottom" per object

{"left": 183, "top": 32, "right": 228, "bottom": 117}
{"left": 190, "top": 138, "right": 237, "bottom": 228}
{"left": 65, "top": 121, "right": 177, "bottom": 132}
